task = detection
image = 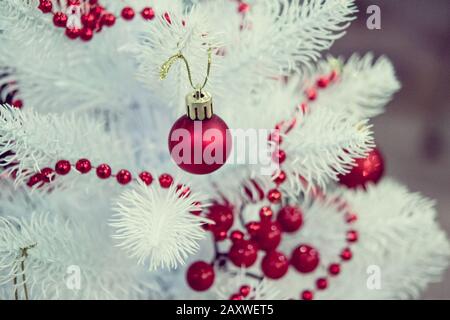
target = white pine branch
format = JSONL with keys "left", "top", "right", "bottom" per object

{"left": 284, "top": 108, "right": 374, "bottom": 191}
{"left": 306, "top": 53, "right": 401, "bottom": 119}
{"left": 0, "top": 212, "right": 153, "bottom": 299}
{"left": 0, "top": 105, "right": 132, "bottom": 186}
{"left": 110, "top": 181, "right": 211, "bottom": 271}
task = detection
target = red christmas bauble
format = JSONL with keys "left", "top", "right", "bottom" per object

{"left": 261, "top": 251, "right": 289, "bottom": 279}
{"left": 277, "top": 205, "right": 303, "bottom": 233}
{"left": 168, "top": 115, "right": 231, "bottom": 175}
{"left": 291, "top": 244, "right": 320, "bottom": 273}
{"left": 338, "top": 148, "right": 384, "bottom": 189}
{"left": 206, "top": 204, "right": 234, "bottom": 234}
{"left": 186, "top": 261, "right": 215, "bottom": 291}
{"left": 254, "top": 221, "right": 282, "bottom": 251}
{"left": 229, "top": 240, "right": 258, "bottom": 267}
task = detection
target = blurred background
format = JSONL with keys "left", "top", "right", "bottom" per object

{"left": 330, "top": 0, "right": 449, "bottom": 299}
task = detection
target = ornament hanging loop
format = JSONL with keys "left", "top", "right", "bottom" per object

{"left": 160, "top": 48, "right": 212, "bottom": 93}
{"left": 160, "top": 49, "right": 214, "bottom": 121}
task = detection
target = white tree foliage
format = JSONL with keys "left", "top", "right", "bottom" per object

{"left": 111, "top": 181, "right": 211, "bottom": 271}
{"left": 284, "top": 108, "right": 375, "bottom": 191}
{"left": 304, "top": 54, "right": 401, "bottom": 119}
{"left": 0, "top": 105, "right": 132, "bottom": 186}
{"left": 0, "top": 0, "right": 447, "bottom": 300}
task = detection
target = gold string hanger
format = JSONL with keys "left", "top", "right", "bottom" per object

{"left": 160, "top": 48, "right": 214, "bottom": 121}
{"left": 160, "top": 47, "right": 212, "bottom": 95}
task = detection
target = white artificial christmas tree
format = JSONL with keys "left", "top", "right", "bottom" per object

{"left": 0, "top": 0, "right": 448, "bottom": 300}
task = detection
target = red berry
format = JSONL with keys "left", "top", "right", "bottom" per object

{"left": 138, "top": 171, "right": 153, "bottom": 185}
{"left": 96, "top": 164, "right": 111, "bottom": 179}
{"left": 272, "top": 149, "right": 286, "bottom": 164}
{"left": 261, "top": 251, "right": 289, "bottom": 279}
{"left": 75, "top": 159, "right": 91, "bottom": 174}
{"left": 328, "top": 263, "right": 340, "bottom": 276}
{"left": 176, "top": 184, "right": 191, "bottom": 198}
{"left": 273, "top": 170, "right": 287, "bottom": 185}
{"left": 277, "top": 205, "right": 303, "bottom": 233}
{"left": 230, "top": 230, "right": 244, "bottom": 242}
{"left": 91, "top": 5, "right": 104, "bottom": 18}
{"left": 346, "top": 230, "right": 358, "bottom": 242}
{"left": 206, "top": 204, "right": 234, "bottom": 233}
{"left": 268, "top": 131, "right": 283, "bottom": 144}
{"left": 230, "top": 294, "right": 243, "bottom": 300}
{"left": 27, "top": 173, "right": 43, "bottom": 187}
{"left": 40, "top": 167, "right": 54, "bottom": 183}
{"left": 245, "top": 221, "right": 261, "bottom": 238}
{"left": 65, "top": 28, "right": 80, "bottom": 39}
{"left": 158, "top": 174, "right": 173, "bottom": 188}
{"left": 12, "top": 100, "right": 23, "bottom": 109}
{"left": 55, "top": 160, "right": 71, "bottom": 175}
{"left": 141, "top": 7, "right": 155, "bottom": 20}
{"left": 229, "top": 240, "right": 258, "bottom": 268}
{"left": 259, "top": 206, "right": 273, "bottom": 221}
{"left": 291, "top": 244, "right": 320, "bottom": 273}
{"left": 340, "top": 247, "right": 352, "bottom": 261}
{"left": 238, "top": 3, "right": 250, "bottom": 13}
{"left": 214, "top": 230, "right": 227, "bottom": 242}
{"left": 186, "top": 261, "right": 215, "bottom": 292}
{"left": 81, "top": 13, "right": 95, "bottom": 28}
{"left": 306, "top": 88, "right": 317, "bottom": 101}
{"left": 116, "top": 169, "right": 132, "bottom": 185}
{"left": 163, "top": 12, "right": 171, "bottom": 24}
{"left": 239, "top": 285, "right": 251, "bottom": 297}
{"left": 38, "top": 0, "right": 52, "bottom": 13}
{"left": 301, "top": 290, "right": 314, "bottom": 300}
{"left": 299, "top": 103, "right": 308, "bottom": 114}
{"left": 190, "top": 201, "right": 203, "bottom": 216}
{"left": 316, "top": 278, "right": 328, "bottom": 290}
{"left": 255, "top": 222, "right": 282, "bottom": 251}
{"left": 317, "top": 76, "right": 329, "bottom": 88}
{"left": 267, "top": 189, "right": 282, "bottom": 204}
{"left": 101, "top": 13, "right": 116, "bottom": 27}
{"left": 329, "top": 70, "right": 338, "bottom": 81}
{"left": 80, "top": 28, "right": 94, "bottom": 41}
{"left": 121, "top": 7, "right": 135, "bottom": 20}
{"left": 345, "top": 212, "right": 358, "bottom": 223}
{"left": 53, "top": 12, "right": 68, "bottom": 28}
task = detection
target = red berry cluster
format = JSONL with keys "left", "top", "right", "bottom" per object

{"left": 0, "top": 73, "right": 23, "bottom": 109}
{"left": 37, "top": 0, "right": 161, "bottom": 42}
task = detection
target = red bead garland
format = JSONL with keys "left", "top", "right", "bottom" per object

{"left": 159, "top": 174, "right": 173, "bottom": 188}
{"left": 277, "top": 205, "right": 303, "bottom": 233}
{"left": 38, "top": 0, "right": 52, "bottom": 14}
{"left": 139, "top": 171, "right": 153, "bottom": 185}
{"left": 186, "top": 261, "right": 215, "bottom": 292}
{"left": 261, "top": 251, "right": 289, "bottom": 279}
{"left": 53, "top": 12, "right": 68, "bottom": 28}
{"left": 141, "top": 7, "right": 155, "bottom": 20}
{"left": 291, "top": 244, "right": 320, "bottom": 273}
{"left": 55, "top": 160, "right": 71, "bottom": 175}
{"left": 116, "top": 169, "right": 132, "bottom": 185}
{"left": 229, "top": 240, "right": 258, "bottom": 268}
{"left": 121, "top": 7, "right": 135, "bottom": 20}
{"left": 96, "top": 163, "right": 112, "bottom": 179}
{"left": 301, "top": 290, "right": 314, "bottom": 300}
{"left": 75, "top": 158, "right": 92, "bottom": 174}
